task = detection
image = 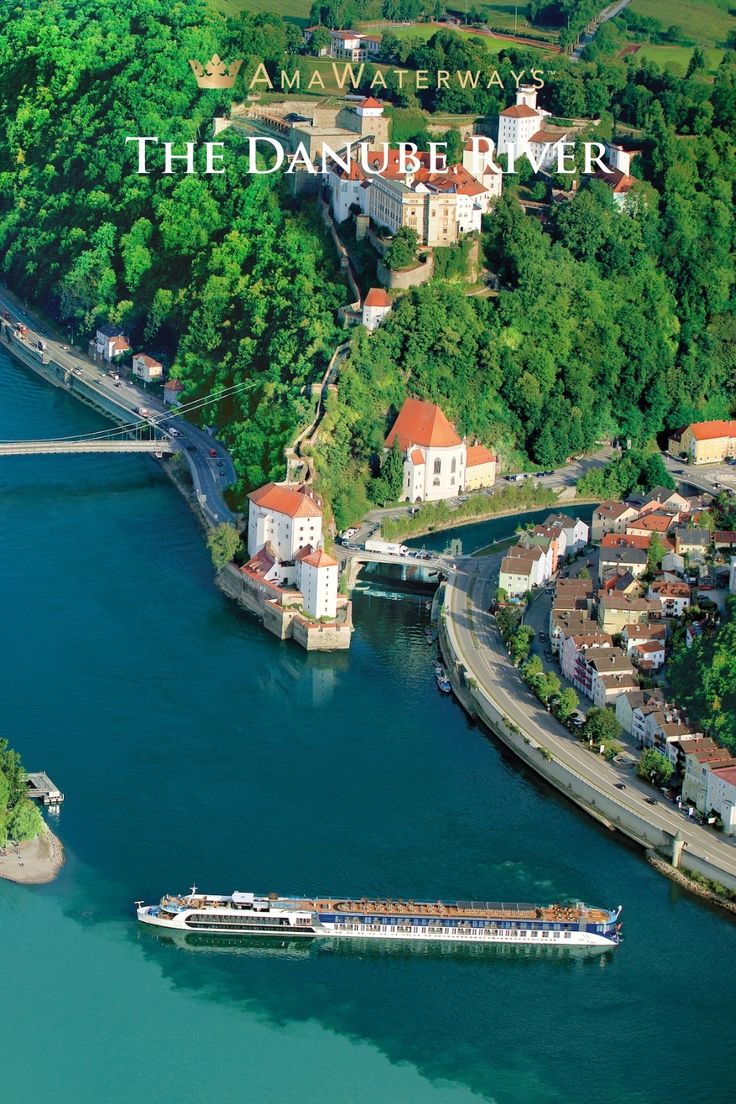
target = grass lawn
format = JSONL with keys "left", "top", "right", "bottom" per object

{"left": 628, "top": 42, "right": 726, "bottom": 72}
{"left": 359, "top": 19, "right": 557, "bottom": 52}
{"left": 628, "top": 0, "right": 735, "bottom": 47}
{"left": 208, "top": 0, "right": 313, "bottom": 22}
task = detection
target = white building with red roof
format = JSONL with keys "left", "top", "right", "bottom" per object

{"left": 95, "top": 322, "right": 130, "bottom": 362}
{"left": 164, "top": 378, "right": 184, "bottom": 405}
{"left": 386, "top": 397, "right": 496, "bottom": 501}
{"left": 132, "top": 352, "right": 163, "bottom": 383}
{"left": 247, "top": 483, "right": 324, "bottom": 561}
{"left": 706, "top": 765, "right": 736, "bottom": 835}
{"left": 296, "top": 546, "right": 339, "bottom": 619}
{"left": 497, "top": 86, "right": 564, "bottom": 169}
{"left": 362, "top": 287, "right": 391, "bottom": 331}
{"left": 246, "top": 482, "right": 340, "bottom": 620}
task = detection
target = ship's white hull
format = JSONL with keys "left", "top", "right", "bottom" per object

{"left": 137, "top": 908, "right": 616, "bottom": 948}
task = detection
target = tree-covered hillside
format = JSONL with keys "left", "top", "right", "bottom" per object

{"left": 0, "top": 0, "right": 346, "bottom": 501}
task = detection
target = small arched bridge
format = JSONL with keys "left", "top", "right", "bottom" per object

{"left": 0, "top": 438, "right": 175, "bottom": 456}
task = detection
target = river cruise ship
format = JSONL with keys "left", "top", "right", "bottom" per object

{"left": 137, "top": 890, "right": 622, "bottom": 948}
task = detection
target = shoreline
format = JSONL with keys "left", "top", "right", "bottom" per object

{"left": 0, "top": 823, "right": 65, "bottom": 885}
{"left": 395, "top": 496, "right": 599, "bottom": 546}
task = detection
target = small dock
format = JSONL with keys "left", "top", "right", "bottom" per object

{"left": 26, "top": 772, "right": 64, "bottom": 806}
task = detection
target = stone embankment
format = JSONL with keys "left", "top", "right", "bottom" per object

{"left": 439, "top": 581, "right": 736, "bottom": 902}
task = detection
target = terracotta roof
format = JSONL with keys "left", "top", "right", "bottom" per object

{"left": 133, "top": 353, "right": 162, "bottom": 368}
{"left": 594, "top": 501, "right": 632, "bottom": 519}
{"left": 715, "top": 531, "right": 736, "bottom": 543}
{"left": 386, "top": 397, "right": 461, "bottom": 450}
{"left": 594, "top": 166, "right": 635, "bottom": 193}
{"left": 602, "top": 533, "right": 674, "bottom": 551}
{"left": 687, "top": 420, "right": 736, "bottom": 441}
{"left": 164, "top": 379, "right": 184, "bottom": 390}
{"left": 628, "top": 512, "right": 676, "bottom": 533}
{"left": 529, "top": 128, "right": 566, "bottom": 144}
{"left": 650, "top": 581, "right": 690, "bottom": 598}
{"left": 364, "top": 288, "right": 391, "bottom": 308}
{"left": 411, "top": 448, "right": 425, "bottom": 465}
{"left": 500, "top": 554, "right": 535, "bottom": 575}
{"left": 635, "top": 640, "right": 665, "bottom": 654}
{"left": 299, "top": 547, "right": 337, "bottom": 569}
{"left": 248, "top": 482, "right": 323, "bottom": 519}
{"left": 466, "top": 444, "right": 496, "bottom": 467}
{"left": 111, "top": 336, "right": 130, "bottom": 351}
{"left": 500, "top": 104, "right": 539, "bottom": 118}
{"left": 712, "top": 766, "right": 736, "bottom": 786}
{"left": 359, "top": 96, "right": 384, "bottom": 108}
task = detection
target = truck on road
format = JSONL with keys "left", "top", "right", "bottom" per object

{"left": 364, "top": 539, "right": 410, "bottom": 557}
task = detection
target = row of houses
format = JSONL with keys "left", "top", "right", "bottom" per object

{"left": 616, "top": 690, "right": 736, "bottom": 834}
{"left": 95, "top": 323, "right": 185, "bottom": 403}
{"left": 499, "top": 514, "right": 590, "bottom": 598}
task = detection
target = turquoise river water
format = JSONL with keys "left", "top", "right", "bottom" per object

{"left": 0, "top": 346, "right": 733, "bottom": 1104}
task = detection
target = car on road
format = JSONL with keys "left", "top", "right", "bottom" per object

{"left": 185, "top": 444, "right": 197, "bottom": 452}
{"left": 614, "top": 783, "right": 626, "bottom": 790}
{"left": 539, "top": 631, "right": 547, "bottom": 641}
{"left": 114, "top": 380, "right": 121, "bottom": 387}
{"left": 208, "top": 448, "right": 218, "bottom": 458}
{"left": 645, "top": 797, "right": 657, "bottom": 805}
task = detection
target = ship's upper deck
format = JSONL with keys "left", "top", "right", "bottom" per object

{"left": 159, "top": 892, "right": 612, "bottom": 925}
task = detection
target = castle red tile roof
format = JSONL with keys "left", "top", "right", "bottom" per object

{"left": 465, "top": 444, "right": 496, "bottom": 467}
{"left": 298, "top": 547, "right": 337, "bottom": 568}
{"left": 500, "top": 104, "right": 539, "bottom": 118}
{"left": 248, "top": 482, "right": 323, "bottom": 519}
{"left": 411, "top": 448, "right": 425, "bottom": 465}
{"left": 386, "top": 397, "right": 461, "bottom": 450}
{"left": 364, "top": 288, "right": 391, "bottom": 308}
{"left": 359, "top": 96, "right": 384, "bottom": 108}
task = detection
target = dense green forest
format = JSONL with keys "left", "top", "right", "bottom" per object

{"left": 0, "top": 739, "right": 43, "bottom": 845}
{"left": 0, "top": 0, "right": 734, "bottom": 517}
{"left": 669, "top": 598, "right": 736, "bottom": 753}
{"left": 0, "top": 0, "right": 346, "bottom": 501}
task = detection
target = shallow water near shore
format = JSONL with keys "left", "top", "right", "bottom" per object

{"left": 1, "top": 346, "right": 734, "bottom": 1104}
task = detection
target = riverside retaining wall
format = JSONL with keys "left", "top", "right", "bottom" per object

{"left": 438, "top": 611, "right": 736, "bottom": 894}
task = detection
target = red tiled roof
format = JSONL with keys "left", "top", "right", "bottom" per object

{"left": 164, "top": 378, "right": 184, "bottom": 390}
{"left": 688, "top": 420, "right": 736, "bottom": 441}
{"left": 411, "top": 448, "right": 425, "bottom": 465}
{"left": 500, "top": 104, "right": 539, "bottom": 118}
{"left": 364, "top": 288, "right": 391, "bottom": 308}
{"left": 602, "top": 533, "right": 674, "bottom": 552}
{"left": 133, "top": 353, "right": 162, "bottom": 368}
{"left": 386, "top": 397, "right": 461, "bottom": 450}
{"left": 715, "top": 531, "right": 736, "bottom": 543}
{"left": 359, "top": 96, "right": 384, "bottom": 108}
{"left": 529, "top": 129, "right": 566, "bottom": 144}
{"left": 712, "top": 766, "right": 736, "bottom": 786}
{"left": 628, "top": 512, "right": 676, "bottom": 533}
{"left": 249, "top": 482, "right": 322, "bottom": 519}
{"left": 466, "top": 444, "right": 496, "bottom": 467}
{"left": 299, "top": 547, "right": 337, "bottom": 569}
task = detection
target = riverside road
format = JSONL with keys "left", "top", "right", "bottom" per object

{"left": 0, "top": 287, "right": 236, "bottom": 527}
{"left": 443, "top": 554, "right": 736, "bottom": 885}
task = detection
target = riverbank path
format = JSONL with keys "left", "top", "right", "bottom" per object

{"left": 443, "top": 554, "right": 736, "bottom": 882}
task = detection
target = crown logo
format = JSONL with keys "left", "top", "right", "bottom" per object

{"left": 189, "top": 55, "right": 243, "bottom": 89}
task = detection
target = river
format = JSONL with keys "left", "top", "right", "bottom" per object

{"left": 0, "top": 347, "right": 733, "bottom": 1104}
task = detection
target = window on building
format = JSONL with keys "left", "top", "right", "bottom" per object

{"left": 433, "top": 459, "right": 441, "bottom": 475}
{"left": 451, "top": 457, "right": 456, "bottom": 474}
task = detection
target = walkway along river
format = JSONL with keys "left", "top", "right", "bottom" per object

{"left": 440, "top": 553, "right": 736, "bottom": 893}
